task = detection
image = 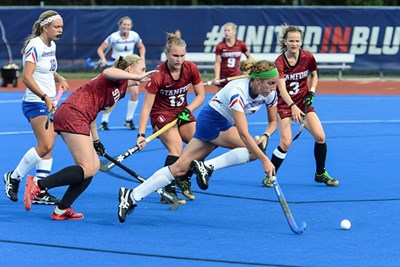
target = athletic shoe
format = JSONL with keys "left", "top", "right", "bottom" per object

{"left": 176, "top": 178, "right": 195, "bottom": 200}
{"left": 51, "top": 207, "right": 84, "bottom": 221}
{"left": 118, "top": 187, "right": 137, "bottom": 223}
{"left": 191, "top": 160, "right": 214, "bottom": 190}
{"left": 160, "top": 183, "right": 186, "bottom": 205}
{"left": 4, "top": 171, "right": 20, "bottom": 202}
{"left": 124, "top": 120, "right": 136, "bottom": 130}
{"left": 32, "top": 190, "right": 60, "bottom": 205}
{"left": 24, "top": 175, "right": 41, "bottom": 211}
{"left": 315, "top": 170, "right": 339, "bottom": 186}
{"left": 99, "top": 121, "right": 109, "bottom": 131}
{"left": 261, "top": 175, "right": 273, "bottom": 188}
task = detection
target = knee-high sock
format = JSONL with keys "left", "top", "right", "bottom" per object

{"left": 132, "top": 167, "right": 174, "bottom": 201}
{"left": 204, "top": 147, "right": 250, "bottom": 171}
{"left": 314, "top": 142, "right": 327, "bottom": 175}
{"left": 126, "top": 100, "right": 138, "bottom": 121}
{"left": 12, "top": 147, "right": 42, "bottom": 181}
{"left": 271, "top": 146, "right": 287, "bottom": 172}
{"left": 36, "top": 158, "right": 53, "bottom": 179}
{"left": 164, "top": 155, "right": 179, "bottom": 190}
{"left": 58, "top": 177, "right": 93, "bottom": 209}
{"left": 101, "top": 112, "right": 111, "bottom": 123}
{"left": 38, "top": 165, "right": 84, "bottom": 190}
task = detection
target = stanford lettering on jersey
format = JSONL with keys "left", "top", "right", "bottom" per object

{"left": 159, "top": 84, "right": 190, "bottom": 96}
{"left": 221, "top": 51, "right": 242, "bottom": 58}
{"left": 285, "top": 70, "right": 309, "bottom": 81}
{"left": 112, "top": 88, "right": 121, "bottom": 102}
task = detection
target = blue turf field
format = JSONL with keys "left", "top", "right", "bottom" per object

{"left": 1, "top": 91, "right": 399, "bottom": 266}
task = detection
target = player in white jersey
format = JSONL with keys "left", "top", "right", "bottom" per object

{"left": 3, "top": 10, "right": 69, "bottom": 205}
{"left": 209, "top": 78, "right": 276, "bottom": 124}
{"left": 118, "top": 59, "right": 279, "bottom": 223}
{"left": 97, "top": 16, "right": 146, "bottom": 131}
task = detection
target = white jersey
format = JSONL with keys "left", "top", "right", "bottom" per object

{"left": 104, "top": 30, "right": 142, "bottom": 59}
{"left": 22, "top": 36, "right": 57, "bottom": 102}
{"left": 209, "top": 78, "right": 277, "bottom": 124}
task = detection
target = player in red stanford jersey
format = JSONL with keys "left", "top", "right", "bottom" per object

{"left": 137, "top": 33, "right": 205, "bottom": 204}
{"left": 261, "top": 25, "right": 339, "bottom": 188}
{"left": 214, "top": 22, "right": 251, "bottom": 89}
{"left": 24, "top": 55, "right": 157, "bottom": 220}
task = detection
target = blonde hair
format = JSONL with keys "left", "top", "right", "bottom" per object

{"left": 224, "top": 22, "right": 237, "bottom": 33}
{"left": 240, "top": 59, "right": 276, "bottom": 79}
{"left": 113, "top": 54, "right": 141, "bottom": 69}
{"left": 164, "top": 32, "right": 186, "bottom": 53}
{"left": 279, "top": 25, "right": 303, "bottom": 52}
{"left": 118, "top": 16, "right": 132, "bottom": 26}
{"left": 21, "top": 10, "right": 61, "bottom": 54}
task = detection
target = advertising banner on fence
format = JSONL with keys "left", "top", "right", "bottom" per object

{"left": 0, "top": 7, "right": 399, "bottom": 71}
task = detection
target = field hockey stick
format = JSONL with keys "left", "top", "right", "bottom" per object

{"left": 102, "top": 153, "right": 180, "bottom": 211}
{"left": 85, "top": 58, "right": 113, "bottom": 69}
{"left": 292, "top": 102, "right": 309, "bottom": 141}
{"left": 100, "top": 118, "right": 178, "bottom": 172}
{"left": 270, "top": 176, "right": 307, "bottom": 234}
{"left": 202, "top": 74, "right": 248, "bottom": 86}
{"left": 45, "top": 88, "right": 64, "bottom": 130}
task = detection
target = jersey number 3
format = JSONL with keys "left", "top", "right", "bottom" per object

{"left": 288, "top": 82, "right": 300, "bottom": 95}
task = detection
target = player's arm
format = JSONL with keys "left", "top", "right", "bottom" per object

{"left": 97, "top": 42, "right": 110, "bottom": 66}
{"left": 214, "top": 54, "right": 222, "bottom": 83}
{"left": 244, "top": 50, "right": 252, "bottom": 59}
{"left": 264, "top": 104, "right": 277, "bottom": 139}
{"left": 233, "top": 110, "right": 274, "bottom": 177}
{"left": 22, "top": 61, "right": 53, "bottom": 111}
{"left": 103, "top": 67, "right": 157, "bottom": 82}
{"left": 303, "top": 69, "right": 318, "bottom": 106}
{"left": 136, "top": 40, "right": 146, "bottom": 61}
{"left": 309, "top": 69, "right": 318, "bottom": 91}
{"left": 90, "top": 120, "right": 100, "bottom": 141}
{"left": 136, "top": 91, "right": 155, "bottom": 150}
{"left": 187, "top": 81, "right": 205, "bottom": 113}
{"left": 53, "top": 72, "right": 70, "bottom": 92}
{"left": 91, "top": 120, "right": 106, "bottom": 156}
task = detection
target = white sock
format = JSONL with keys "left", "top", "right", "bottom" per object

{"left": 126, "top": 100, "right": 138, "bottom": 121}
{"left": 12, "top": 147, "right": 42, "bottom": 181}
{"left": 36, "top": 158, "right": 53, "bottom": 179}
{"left": 102, "top": 112, "right": 111, "bottom": 123}
{"left": 131, "top": 166, "right": 174, "bottom": 201}
{"left": 204, "top": 147, "right": 250, "bottom": 171}
{"left": 54, "top": 206, "right": 67, "bottom": 215}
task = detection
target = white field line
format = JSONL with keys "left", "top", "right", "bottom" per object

{"left": 1, "top": 120, "right": 399, "bottom": 136}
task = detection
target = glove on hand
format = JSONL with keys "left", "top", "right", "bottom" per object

{"left": 177, "top": 107, "right": 191, "bottom": 126}
{"left": 93, "top": 139, "right": 106, "bottom": 156}
{"left": 303, "top": 91, "right": 315, "bottom": 106}
{"left": 257, "top": 133, "right": 269, "bottom": 154}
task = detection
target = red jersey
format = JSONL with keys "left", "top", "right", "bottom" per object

{"left": 54, "top": 74, "right": 128, "bottom": 135}
{"left": 215, "top": 39, "right": 248, "bottom": 80}
{"left": 145, "top": 61, "right": 202, "bottom": 122}
{"left": 275, "top": 50, "right": 317, "bottom": 108}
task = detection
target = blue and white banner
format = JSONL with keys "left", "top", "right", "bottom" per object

{"left": 0, "top": 7, "right": 399, "bottom": 70}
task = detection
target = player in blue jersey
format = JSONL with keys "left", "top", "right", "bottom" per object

{"left": 118, "top": 59, "right": 279, "bottom": 223}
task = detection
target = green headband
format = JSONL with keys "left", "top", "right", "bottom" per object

{"left": 250, "top": 68, "right": 279, "bottom": 79}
